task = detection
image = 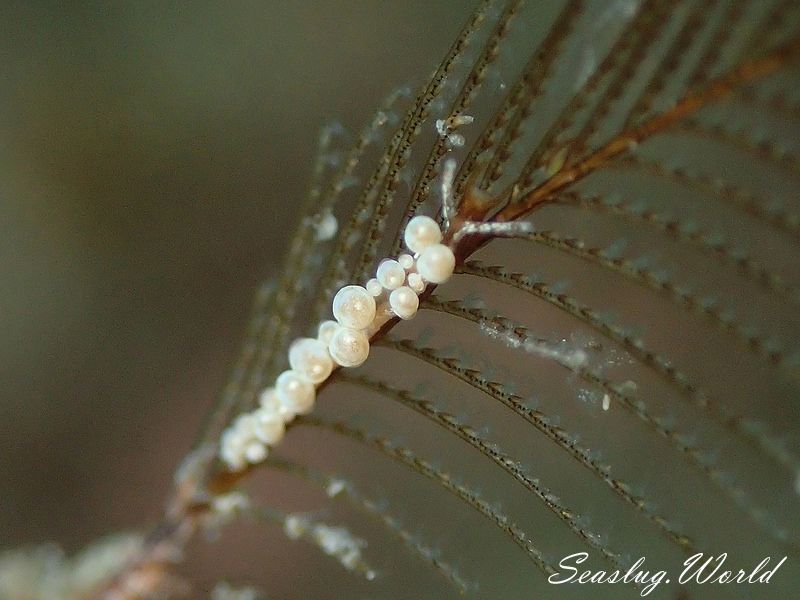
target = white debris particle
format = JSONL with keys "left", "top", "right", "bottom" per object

{"left": 480, "top": 320, "right": 589, "bottom": 370}
{"left": 446, "top": 132, "right": 465, "bottom": 148}
{"left": 283, "top": 514, "right": 306, "bottom": 540}
{"left": 435, "top": 114, "right": 474, "bottom": 148}
{"left": 211, "top": 582, "right": 265, "bottom": 600}
{"left": 212, "top": 492, "right": 250, "bottom": 517}
{"left": 312, "top": 210, "right": 338, "bottom": 241}
{"left": 373, "top": 111, "right": 388, "bottom": 127}
{"left": 450, "top": 114, "right": 474, "bottom": 128}
{"left": 282, "top": 513, "right": 375, "bottom": 578}
{"left": 326, "top": 478, "right": 347, "bottom": 497}
{"left": 602, "top": 393, "right": 611, "bottom": 411}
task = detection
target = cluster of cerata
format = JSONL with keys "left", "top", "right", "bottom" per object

{"left": 220, "top": 215, "right": 455, "bottom": 470}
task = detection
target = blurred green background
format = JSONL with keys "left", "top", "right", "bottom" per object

{"left": 0, "top": 1, "right": 473, "bottom": 551}
{"left": 4, "top": 3, "right": 800, "bottom": 599}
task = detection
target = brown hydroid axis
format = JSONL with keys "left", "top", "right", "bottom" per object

{"left": 494, "top": 38, "right": 800, "bottom": 224}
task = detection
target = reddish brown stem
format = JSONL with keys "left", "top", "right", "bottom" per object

{"left": 495, "top": 38, "right": 800, "bottom": 224}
